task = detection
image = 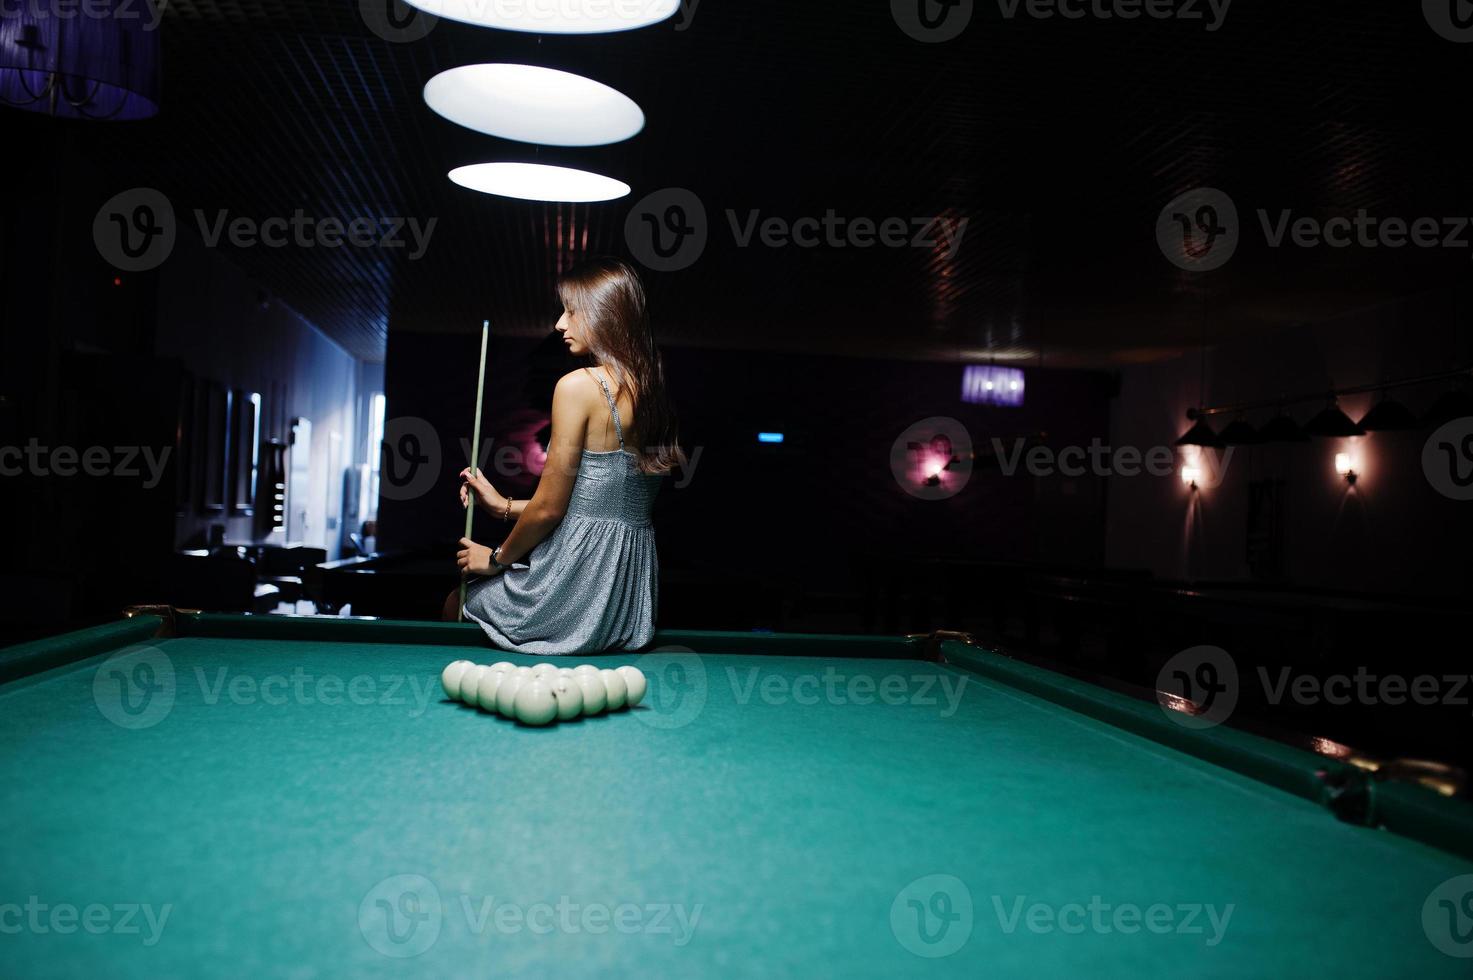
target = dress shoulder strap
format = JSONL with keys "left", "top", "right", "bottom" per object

{"left": 586, "top": 368, "right": 625, "bottom": 451}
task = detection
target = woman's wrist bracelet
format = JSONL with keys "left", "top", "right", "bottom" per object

{"left": 503, "top": 498, "right": 513, "bottom": 521}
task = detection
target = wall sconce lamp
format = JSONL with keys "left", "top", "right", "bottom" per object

{"left": 1180, "top": 464, "right": 1201, "bottom": 490}
{"left": 1334, "top": 453, "right": 1358, "bottom": 486}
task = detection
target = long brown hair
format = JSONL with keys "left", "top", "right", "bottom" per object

{"left": 557, "top": 257, "right": 682, "bottom": 474}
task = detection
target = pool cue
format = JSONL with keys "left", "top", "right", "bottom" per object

{"left": 458, "top": 320, "right": 490, "bottom": 622}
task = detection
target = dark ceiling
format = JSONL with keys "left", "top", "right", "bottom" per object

{"left": 29, "top": 0, "right": 1473, "bottom": 365}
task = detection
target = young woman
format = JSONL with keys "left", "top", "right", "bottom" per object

{"left": 450, "top": 257, "right": 681, "bottom": 654}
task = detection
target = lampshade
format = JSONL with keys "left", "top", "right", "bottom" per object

{"left": 1357, "top": 398, "right": 1418, "bottom": 431}
{"left": 401, "top": 0, "right": 680, "bottom": 33}
{"left": 448, "top": 162, "right": 630, "bottom": 202}
{"left": 1217, "top": 418, "right": 1258, "bottom": 445}
{"left": 1302, "top": 402, "right": 1364, "bottom": 438}
{"left": 0, "top": 0, "right": 160, "bottom": 120}
{"left": 1175, "top": 418, "right": 1222, "bottom": 447}
{"left": 424, "top": 64, "right": 644, "bottom": 147}
{"left": 1423, "top": 388, "right": 1473, "bottom": 427}
{"left": 1256, "top": 414, "right": 1308, "bottom": 443}
{"left": 961, "top": 365, "right": 1025, "bottom": 407}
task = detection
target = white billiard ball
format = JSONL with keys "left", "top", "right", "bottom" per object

{"left": 458, "top": 665, "right": 490, "bottom": 707}
{"left": 530, "top": 663, "right": 559, "bottom": 679}
{"left": 514, "top": 665, "right": 534, "bottom": 680}
{"left": 616, "top": 666, "right": 647, "bottom": 708}
{"left": 548, "top": 675, "right": 584, "bottom": 721}
{"left": 514, "top": 680, "right": 557, "bottom": 726}
{"left": 573, "top": 664, "right": 601, "bottom": 678}
{"left": 599, "top": 668, "right": 628, "bottom": 711}
{"left": 576, "top": 673, "right": 606, "bottom": 715}
{"left": 557, "top": 667, "right": 577, "bottom": 679}
{"left": 441, "top": 660, "right": 473, "bottom": 701}
{"left": 496, "top": 672, "right": 525, "bottom": 717}
{"left": 490, "top": 661, "right": 515, "bottom": 674}
{"left": 475, "top": 669, "right": 504, "bottom": 712}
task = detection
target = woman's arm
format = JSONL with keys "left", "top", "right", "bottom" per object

{"left": 466, "top": 372, "right": 590, "bottom": 570}
{"left": 459, "top": 471, "right": 532, "bottom": 520}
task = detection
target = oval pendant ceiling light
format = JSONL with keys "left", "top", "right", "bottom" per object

{"left": 449, "top": 162, "right": 630, "bottom": 202}
{"left": 402, "top": 0, "right": 679, "bottom": 33}
{"left": 425, "top": 64, "right": 644, "bottom": 146}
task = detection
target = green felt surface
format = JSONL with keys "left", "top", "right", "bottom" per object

{"left": 2, "top": 636, "right": 1470, "bottom": 978}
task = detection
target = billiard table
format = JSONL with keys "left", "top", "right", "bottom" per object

{"left": 2, "top": 609, "right": 1471, "bottom": 977}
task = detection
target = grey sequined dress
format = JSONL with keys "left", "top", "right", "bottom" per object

{"left": 463, "top": 371, "right": 663, "bottom": 655}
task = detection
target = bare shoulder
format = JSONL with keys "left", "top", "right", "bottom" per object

{"left": 553, "top": 368, "right": 601, "bottom": 402}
